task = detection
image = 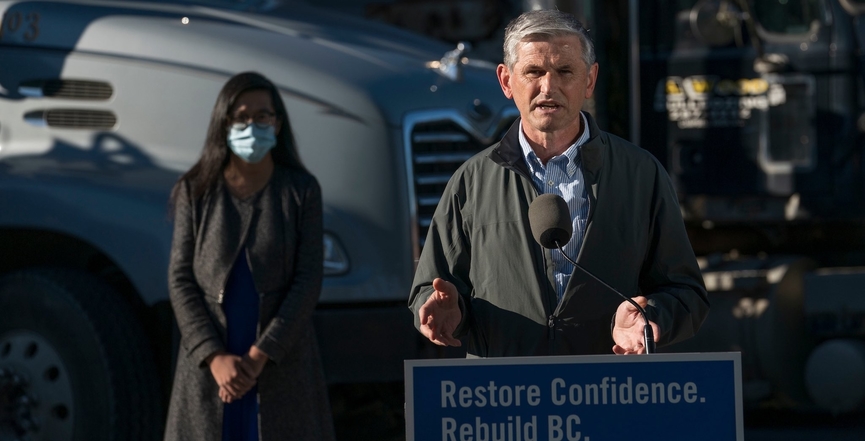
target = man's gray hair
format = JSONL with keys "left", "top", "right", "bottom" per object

{"left": 503, "top": 9, "right": 595, "bottom": 69}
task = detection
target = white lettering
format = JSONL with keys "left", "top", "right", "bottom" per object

{"left": 459, "top": 386, "right": 473, "bottom": 407}
{"left": 635, "top": 383, "right": 649, "bottom": 404}
{"left": 619, "top": 377, "right": 633, "bottom": 404}
{"left": 443, "top": 418, "right": 457, "bottom": 441}
{"left": 474, "top": 386, "right": 487, "bottom": 407}
{"left": 668, "top": 382, "right": 681, "bottom": 404}
{"left": 566, "top": 415, "right": 581, "bottom": 441}
{"left": 552, "top": 378, "right": 566, "bottom": 405}
{"left": 475, "top": 417, "right": 489, "bottom": 441}
{"left": 499, "top": 385, "right": 513, "bottom": 407}
{"left": 442, "top": 381, "right": 456, "bottom": 408}
{"left": 527, "top": 385, "right": 541, "bottom": 406}
{"left": 549, "top": 415, "right": 563, "bottom": 441}
{"left": 684, "top": 382, "right": 698, "bottom": 403}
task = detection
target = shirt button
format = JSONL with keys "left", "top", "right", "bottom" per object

{"left": 547, "top": 180, "right": 555, "bottom": 186}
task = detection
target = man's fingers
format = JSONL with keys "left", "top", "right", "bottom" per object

{"left": 431, "top": 277, "right": 454, "bottom": 293}
{"left": 431, "top": 278, "right": 457, "bottom": 301}
{"left": 438, "top": 334, "right": 462, "bottom": 347}
{"left": 423, "top": 325, "right": 462, "bottom": 347}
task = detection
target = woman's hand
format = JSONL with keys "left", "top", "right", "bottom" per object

{"left": 241, "top": 345, "right": 269, "bottom": 379}
{"left": 207, "top": 351, "right": 256, "bottom": 403}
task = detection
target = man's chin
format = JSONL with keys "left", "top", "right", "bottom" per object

{"left": 525, "top": 117, "right": 563, "bottom": 133}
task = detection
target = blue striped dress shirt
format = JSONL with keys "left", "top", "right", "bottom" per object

{"left": 519, "top": 112, "right": 591, "bottom": 302}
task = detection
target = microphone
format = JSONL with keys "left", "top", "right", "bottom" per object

{"left": 528, "top": 193, "right": 656, "bottom": 354}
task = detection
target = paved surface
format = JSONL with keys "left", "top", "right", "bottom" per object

{"left": 744, "top": 410, "right": 865, "bottom": 441}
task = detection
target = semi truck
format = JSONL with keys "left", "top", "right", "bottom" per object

{"left": 628, "top": 0, "right": 865, "bottom": 415}
{"left": 0, "top": 0, "right": 516, "bottom": 439}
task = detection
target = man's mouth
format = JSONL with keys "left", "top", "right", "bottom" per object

{"left": 534, "top": 101, "right": 561, "bottom": 111}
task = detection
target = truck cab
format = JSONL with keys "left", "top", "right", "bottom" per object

{"left": 0, "top": 1, "right": 515, "bottom": 438}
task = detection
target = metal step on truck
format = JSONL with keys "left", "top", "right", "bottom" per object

{"left": 0, "top": 0, "right": 516, "bottom": 439}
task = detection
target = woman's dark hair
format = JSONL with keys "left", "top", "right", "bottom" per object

{"left": 170, "top": 71, "right": 305, "bottom": 207}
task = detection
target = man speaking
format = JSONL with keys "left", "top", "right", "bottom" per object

{"left": 408, "top": 9, "right": 709, "bottom": 356}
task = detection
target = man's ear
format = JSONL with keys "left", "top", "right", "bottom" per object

{"left": 585, "top": 62, "right": 599, "bottom": 99}
{"left": 497, "top": 64, "right": 514, "bottom": 99}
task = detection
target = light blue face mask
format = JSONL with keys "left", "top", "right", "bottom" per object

{"left": 227, "top": 124, "right": 277, "bottom": 164}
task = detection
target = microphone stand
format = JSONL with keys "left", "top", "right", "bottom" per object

{"left": 555, "top": 241, "right": 656, "bottom": 354}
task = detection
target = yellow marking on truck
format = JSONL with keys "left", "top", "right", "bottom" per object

{"left": 689, "top": 78, "right": 712, "bottom": 94}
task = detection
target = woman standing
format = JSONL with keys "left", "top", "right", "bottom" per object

{"left": 164, "top": 72, "right": 335, "bottom": 441}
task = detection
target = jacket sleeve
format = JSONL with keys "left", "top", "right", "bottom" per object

{"left": 255, "top": 175, "right": 324, "bottom": 364}
{"left": 168, "top": 180, "right": 225, "bottom": 367}
{"left": 408, "top": 172, "right": 474, "bottom": 338}
{"left": 640, "top": 162, "right": 710, "bottom": 347}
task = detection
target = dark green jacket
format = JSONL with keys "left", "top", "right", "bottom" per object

{"left": 409, "top": 114, "right": 709, "bottom": 357}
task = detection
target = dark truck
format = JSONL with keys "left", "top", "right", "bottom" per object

{"left": 630, "top": 0, "right": 865, "bottom": 414}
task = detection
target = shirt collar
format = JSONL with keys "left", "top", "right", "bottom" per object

{"left": 519, "top": 111, "right": 590, "bottom": 177}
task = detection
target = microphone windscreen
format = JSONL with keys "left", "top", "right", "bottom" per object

{"left": 528, "top": 194, "right": 573, "bottom": 249}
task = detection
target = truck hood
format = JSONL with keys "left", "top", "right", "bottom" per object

{"left": 0, "top": 0, "right": 510, "bottom": 124}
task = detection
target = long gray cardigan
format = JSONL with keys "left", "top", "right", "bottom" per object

{"left": 164, "top": 165, "right": 335, "bottom": 441}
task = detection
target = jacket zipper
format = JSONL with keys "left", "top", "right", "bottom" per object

{"left": 505, "top": 162, "right": 560, "bottom": 343}
{"left": 548, "top": 154, "right": 598, "bottom": 342}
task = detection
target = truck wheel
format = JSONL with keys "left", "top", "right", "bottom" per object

{"left": 0, "top": 268, "right": 162, "bottom": 441}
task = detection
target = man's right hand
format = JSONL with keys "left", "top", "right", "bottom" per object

{"left": 418, "top": 278, "right": 463, "bottom": 347}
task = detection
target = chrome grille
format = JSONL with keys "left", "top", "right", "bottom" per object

{"left": 405, "top": 109, "right": 518, "bottom": 256}
{"left": 19, "top": 79, "right": 113, "bottom": 100}
{"left": 767, "top": 77, "right": 814, "bottom": 167}
{"left": 24, "top": 109, "right": 117, "bottom": 129}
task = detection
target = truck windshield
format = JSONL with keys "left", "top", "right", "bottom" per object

{"left": 752, "top": 0, "right": 821, "bottom": 34}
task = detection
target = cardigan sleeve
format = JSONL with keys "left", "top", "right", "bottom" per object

{"left": 254, "top": 174, "right": 324, "bottom": 364}
{"left": 168, "top": 180, "right": 225, "bottom": 367}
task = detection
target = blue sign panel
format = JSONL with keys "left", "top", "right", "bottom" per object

{"left": 405, "top": 353, "right": 742, "bottom": 441}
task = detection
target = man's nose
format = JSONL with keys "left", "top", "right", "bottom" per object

{"left": 539, "top": 72, "right": 556, "bottom": 94}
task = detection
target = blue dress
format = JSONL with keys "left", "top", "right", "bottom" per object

{"left": 222, "top": 250, "right": 260, "bottom": 441}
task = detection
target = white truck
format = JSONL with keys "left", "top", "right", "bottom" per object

{"left": 0, "top": 0, "right": 516, "bottom": 439}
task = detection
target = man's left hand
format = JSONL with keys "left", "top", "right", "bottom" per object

{"left": 612, "top": 296, "right": 660, "bottom": 355}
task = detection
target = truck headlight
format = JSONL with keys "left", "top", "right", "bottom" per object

{"left": 323, "top": 233, "right": 349, "bottom": 276}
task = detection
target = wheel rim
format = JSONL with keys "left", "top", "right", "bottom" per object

{"left": 0, "top": 330, "right": 74, "bottom": 441}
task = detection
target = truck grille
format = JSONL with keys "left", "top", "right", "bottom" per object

{"left": 24, "top": 109, "right": 117, "bottom": 129}
{"left": 766, "top": 76, "right": 814, "bottom": 167}
{"left": 18, "top": 79, "right": 113, "bottom": 100}
{"left": 404, "top": 109, "right": 518, "bottom": 257}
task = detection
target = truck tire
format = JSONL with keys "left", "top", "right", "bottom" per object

{"left": 0, "top": 268, "right": 162, "bottom": 441}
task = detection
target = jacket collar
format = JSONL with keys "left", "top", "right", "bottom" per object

{"left": 488, "top": 112, "right": 606, "bottom": 186}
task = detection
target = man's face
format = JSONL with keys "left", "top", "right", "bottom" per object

{"left": 497, "top": 35, "right": 599, "bottom": 143}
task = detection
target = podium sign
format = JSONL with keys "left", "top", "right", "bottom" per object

{"left": 405, "top": 353, "right": 742, "bottom": 441}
